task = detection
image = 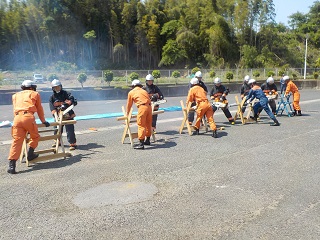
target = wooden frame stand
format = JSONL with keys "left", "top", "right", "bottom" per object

{"left": 20, "top": 111, "right": 76, "bottom": 167}
{"left": 117, "top": 106, "right": 164, "bottom": 147}
{"left": 234, "top": 96, "right": 259, "bottom": 124}
{"left": 179, "top": 100, "right": 209, "bottom": 135}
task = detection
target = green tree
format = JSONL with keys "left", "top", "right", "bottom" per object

{"left": 77, "top": 73, "right": 87, "bottom": 88}
{"left": 226, "top": 72, "right": 233, "bottom": 82}
{"left": 152, "top": 70, "right": 160, "bottom": 79}
{"left": 159, "top": 39, "right": 186, "bottom": 66}
{"left": 209, "top": 70, "right": 216, "bottom": 78}
{"left": 241, "top": 45, "right": 259, "bottom": 68}
{"left": 172, "top": 70, "right": 180, "bottom": 78}
{"left": 191, "top": 67, "right": 200, "bottom": 74}
{"left": 83, "top": 30, "right": 96, "bottom": 61}
{"left": 129, "top": 72, "right": 139, "bottom": 81}
{"left": 104, "top": 70, "right": 114, "bottom": 86}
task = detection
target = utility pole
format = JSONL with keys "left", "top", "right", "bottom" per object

{"left": 304, "top": 34, "right": 309, "bottom": 80}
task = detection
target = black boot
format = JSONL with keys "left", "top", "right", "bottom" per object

{"left": 250, "top": 114, "right": 258, "bottom": 122}
{"left": 270, "top": 119, "right": 280, "bottom": 126}
{"left": 27, "top": 147, "right": 39, "bottom": 161}
{"left": 292, "top": 110, "right": 297, "bottom": 116}
{"left": 192, "top": 129, "right": 199, "bottom": 136}
{"left": 212, "top": 130, "right": 218, "bottom": 138}
{"left": 7, "top": 160, "right": 16, "bottom": 174}
{"left": 134, "top": 140, "right": 144, "bottom": 150}
{"left": 144, "top": 137, "right": 151, "bottom": 145}
{"left": 297, "top": 110, "right": 302, "bottom": 116}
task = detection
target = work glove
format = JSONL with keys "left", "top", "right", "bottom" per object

{"left": 42, "top": 121, "right": 50, "bottom": 127}
{"left": 246, "top": 99, "right": 251, "bottom": 105}
{"left": 220, "top": 96, "right": 226, "bottom": 101}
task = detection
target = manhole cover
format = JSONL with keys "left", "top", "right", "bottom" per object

{"left": 73, "top": 181, "right": 158, "bottom": 208}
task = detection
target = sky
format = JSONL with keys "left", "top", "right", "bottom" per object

{"left": 273, "top": 0, "right": 315, "bottom": 25}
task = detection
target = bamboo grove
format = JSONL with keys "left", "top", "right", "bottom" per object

{"left": 0, "top": 0, "right": 320, "bottom": 71}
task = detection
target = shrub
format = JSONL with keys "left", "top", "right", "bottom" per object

{"left": 172, "top": 70, "right": 180, "bottom": 78}
{"left": 226, "top": 72, "right": 233, "bottom": 82}
{"left": 191, "top": 67, "right": 201, "bottom": 74}
{"left": 152, "top": 70, "right": 161, "bottom": 79}
{"left": 253, "top": 71, "right": 260, "bottom": 78}
{"left": 209, "top": 70, "right": 216, "bottom": 78}
{"left": 313, "top": 72, "right": 319, "bottom": 79}
{"left": 47, "top": 73, "right": 59, "bottom": 82}
{"left": 267, "top": 71, "right": 275, "bottom": 77}
{"left": 77, "top": 73, "right": 87, "bottom": 88}
{"left": 129, "top": 72, "right": 139, "bottom": 81}
{"left": 104, "top": 70, "right": 113, "bottom": 86}
{"left": 292, "top": 73, "right": 297, "bottom": 80}
{"left": 278, "top": 70, "right": 285, "bottom": 76}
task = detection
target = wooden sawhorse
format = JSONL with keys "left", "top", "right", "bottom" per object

{"left": 233, "top": 96, "right": 247, "bottom": 124}
{"left": 19, "top": 111, "right": 76, "bottom": 167}
{"left": 234, "top": 96, "right": 259, "bottom": 124}
{"left": 179, "top": 100, "right": 209, "bottom": 135}
{"left": 117, "top": 106, "right": 164, "bottom": 147}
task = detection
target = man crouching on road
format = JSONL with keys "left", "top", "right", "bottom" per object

{"left": 126, "top": 79, "right": 152, "bottom": 150}
{"left": 187, "top": 78, "right": 218, "bottom": 138}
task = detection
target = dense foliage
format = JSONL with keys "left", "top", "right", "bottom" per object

{"left": 0, "top": 0, "right": 319, "bottom": 71}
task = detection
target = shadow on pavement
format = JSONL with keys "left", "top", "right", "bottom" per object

{"left": 76, "top": 142, "right": 105, "bottom": 151}
{"left": 17, "top": 152, "right": 95, "bottom": 173}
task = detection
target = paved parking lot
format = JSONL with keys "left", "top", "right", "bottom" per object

{"left": 0, "top": 90, "right": 320, "bottom": 239}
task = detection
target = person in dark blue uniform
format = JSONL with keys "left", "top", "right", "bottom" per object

{"left": 246, "top": 79, "right": 280, "bottom": 126}
{"left": 280, "top": 74, "right": 287, "bottom": 94}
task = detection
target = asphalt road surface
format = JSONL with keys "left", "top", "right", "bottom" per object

{"left": 0, "top": 90, "right": 320, "bottom": 240}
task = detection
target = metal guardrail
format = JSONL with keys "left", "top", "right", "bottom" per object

{"left": 1, "top": 68, "right": 319, "bottom": 88}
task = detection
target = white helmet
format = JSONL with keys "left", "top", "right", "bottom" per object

{"left": 146, "top": 74, "right": 154, "bottom": 81}
{"left": 190, "top": 77, "right": 199, "bottom": 85}
{"left": 244, "top": 75, "right": 250, "bottom": 82}
{"left": 21, "top": 80, "right": 35, "bottom": 87}
{"left": 283, "top": 75, "right": 290, "bottom": 81}
{"left": 195, "top": 71, "right": 202, "bottom": 78}
{"left": 267, "top": 77, "right": 274, "bottom": 84}
{"left": 214, "top": 77, "right": 221, "bottom": 84}
{"left": 131, "top": 79, "right": 142, "bottom": 86}
{"left": 51, "top": 79, "right": 62, "bottom": 87}
{"left": 248, "top": 79, "right": 256, "bottom": 85}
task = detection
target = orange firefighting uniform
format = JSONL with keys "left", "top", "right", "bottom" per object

{"left": 285, "top": 80, "right": 301, "bottom": 111}
{"left": 187, "top": 85, "right": 217, "bottom": 131}
{"left": 126, "top": 87, "right": 152, "bottom": 141}
{"left": 8, "top": 90, "right": 46, "bottom": 161}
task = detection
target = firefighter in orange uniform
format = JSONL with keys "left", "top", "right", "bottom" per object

{"left": 283, "top": 75, "right": 302, "bottom": 116}
{"left": 7, "top": 80, "right": 50, "bottom": 174}
{"left": 187, "top": 78, "right": 218, "bottom": 138}
{"left": 126, "top": 79, "right": 152, "bottom": 149}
